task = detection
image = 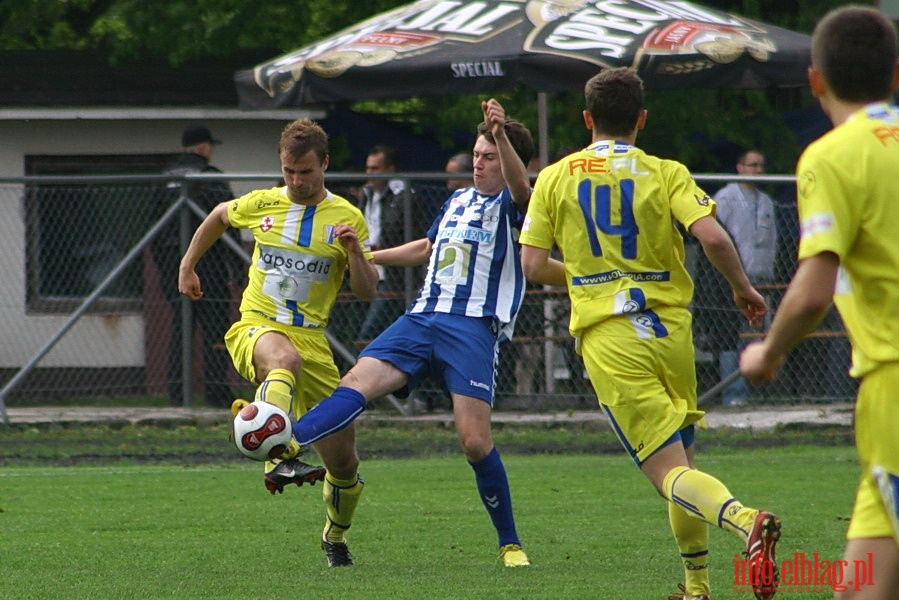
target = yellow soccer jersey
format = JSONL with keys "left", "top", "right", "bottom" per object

{"left": 227, "top": 187, "right": 372, "bottom": 328}
{"left": 796, "top": 102, "right": 899, "bottom": 376}
{"left": 521, "top": 141, "right": 714, "bottom": 336}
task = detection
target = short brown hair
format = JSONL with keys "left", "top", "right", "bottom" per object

{"left": 279, "top": 118, "right": 329, "bottom": 162}
{"left": 584, "top": 67, "right": 645, "bottom": 138}
{"left": 812, "top": 5, "right": 897, "bottom": 102}
{"left": 476, "top": 119, "right": 535, "bottom": 167}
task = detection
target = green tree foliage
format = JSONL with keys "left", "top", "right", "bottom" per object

{"left": 0, "top": 0, "right": 876, "bottom": 169}
{"left": 0, "top": 0, "right": 404, "bottom": 64}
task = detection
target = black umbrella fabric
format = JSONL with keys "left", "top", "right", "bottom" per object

{"left": 235, "top": 0, "right": 811, "bottom": 110}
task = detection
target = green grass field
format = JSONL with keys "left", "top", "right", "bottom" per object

{"left": 0, "top": 423, "right": 859, "bottom": 600}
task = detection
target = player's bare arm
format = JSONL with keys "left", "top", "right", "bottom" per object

{"left": 521, "top": 245, "right": 567, "bottom": 287}
{"left": 373, "top": 238, "right": 432, "bottom": 267}
{"left": 482, "top": 99, "right": 531, "bottom": 210}
{"left": 741, "top": 252, "right": 838, "bottom": 383}
{"left": 690, "top": 215, "right": 768, "bottom": 328}
{"left": 335, "top": 223, "right": 379, "bottom": 301}
{"left": 178, "top": 201, "right": 232, "bottom": 300}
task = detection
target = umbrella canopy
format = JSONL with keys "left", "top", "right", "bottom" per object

{"left": 236, "top": 0, "right": 811, "bottom": 109}
{"left": 235, "top": 0, "right": 812, "bottom": 164}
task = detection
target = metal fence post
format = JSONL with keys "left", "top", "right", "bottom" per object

{"left": 178, "top": 195, "right": 194, "bottom": 408}
{"left": 0, "top": 187, "right": 187, "bottom": 426}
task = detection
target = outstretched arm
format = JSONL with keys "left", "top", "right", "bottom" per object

{"left": 690, "top": 215, "right": 768, "bottom": 328}
{"left": 482, "top": 99, "right": 531, "bottom": 211}
{"left": 521, "top": 245, "right": 567, "bottom": 287}
{"left": 373, "top": 238, "right": 432, "bottom": 267}
{"left": 179, "top": 201, "right": 231, "bottom": 299}
{"left": 334, "top": 224, "right": 379, "bottom": 301}
{"left": 741, "top": 252, "right": 837, "bottom": 383}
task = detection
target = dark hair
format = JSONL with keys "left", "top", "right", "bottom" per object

{"left": 737, "top": 149, "right": 765, "bottom": 164}
{"left": 812, "top": 5, "right": 897, "bottom": 102}
{"left": 476, "top": 119, "right": 535, "bottom": 166}
{"left": 368, "top": 144, "right": 398, "bottom": 168}
{"left": 279, "top": 119, "right": 329, "bottom": 162}
{"left": 584, "top": 67, "right": 645, "bottom": 137}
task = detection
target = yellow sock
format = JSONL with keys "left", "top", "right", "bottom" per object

{"left": 662, "top": 466, "right": 759, "bottom": 542}
{"left": 256, "top": 369, "right": 298, "bottom": 473}
{"left": 669, "top": 501, "right": 710, "bottom": 597}
{"left": 255, "top": 368, "right": 296, "bottom": 415}
{"left": 322, "top": 473, "right": 365, "bottom": 543}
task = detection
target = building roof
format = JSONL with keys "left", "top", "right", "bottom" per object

{"left": 0, "top": 49, "right": 281, "bottom": 108}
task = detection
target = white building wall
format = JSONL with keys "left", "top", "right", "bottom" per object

{"left": 0, "top": 109, "right": 322, "bottom": 369}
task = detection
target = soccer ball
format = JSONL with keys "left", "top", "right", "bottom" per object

{"left": 233, "top": 401, "right": 292, "bottom": 461}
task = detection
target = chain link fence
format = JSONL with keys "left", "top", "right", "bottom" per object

{"left": 0, "top": 172, "right": 856, "bottom": 423}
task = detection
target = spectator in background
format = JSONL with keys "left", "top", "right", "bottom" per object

{"left": 712, "top": 149, "right": 777, "bottom": 406}
{"left": 355, "top": 144, "right": 430, "bottom": 345}
{"left": 152, "top": 124, "right": 239, "bottom": 407}
{"left": 445, "top": 152, "right": 474, "bottom": 191}
{"left": 526, "top": 156, "right": 542, "bottom": 178}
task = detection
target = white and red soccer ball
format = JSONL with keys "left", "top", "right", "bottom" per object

{"left": 233, "top": 401, "right": 292, "bottom": 461}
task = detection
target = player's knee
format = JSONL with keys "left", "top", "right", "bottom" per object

{"left": 458, "top": 435, "right": 492, "bottom": 462}
{"left": 253, "top": 332, "right": 302, "bottom": 378}
{"left": 256, "top": 352, "right": 301, "bottom": 381}
{"left": 276, "top": 351, "right": 302, "bottom": 375}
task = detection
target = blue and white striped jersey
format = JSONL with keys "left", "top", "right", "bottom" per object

{"left": 409, "top": 186, "right": 526, "bottom": 340}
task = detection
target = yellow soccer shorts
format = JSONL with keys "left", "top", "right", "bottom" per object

{"left": 579, "top": 309, "right": 706, "bottom": 465}
{"left": 847, "top": 361, "right": 899, "bottom": 539}
{"left": 224, "top": 315, "right": 340, "bottom": 418}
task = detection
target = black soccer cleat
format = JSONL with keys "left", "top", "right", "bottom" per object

{"left": 321, "top": 540, "right": 354, "bottom": 567}
{"left": 264, "top": 458, "right": 326, "bottom": 494}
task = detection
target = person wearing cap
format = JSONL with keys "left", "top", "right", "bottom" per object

{"left": 152, "top": 124, "right": 240, "bottom": 408}
{"left": 353, "top": 144, "right": 431, "bottom": 346}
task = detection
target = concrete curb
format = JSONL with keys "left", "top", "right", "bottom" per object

{"left": 3, "top": 403, "right": 853, "bottom": 431}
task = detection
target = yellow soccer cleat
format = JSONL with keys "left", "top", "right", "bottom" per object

{"left": 229, "top": 399, "right": 251, "bottom": 442}
{"left": 230, "top": 398, "right": 250, "bottom": 419}
{"left": 277, "top": 437, "right": 301, "bottom": 461}
{"left": 499, "top": 543, "right": 530, "bottom": 567}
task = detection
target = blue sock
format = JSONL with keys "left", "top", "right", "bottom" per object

{"left": 469, "top": 446, "right": 520, "bottom": 547}
{"left": 292, "top": 387, "right": 366, "bottom": 446}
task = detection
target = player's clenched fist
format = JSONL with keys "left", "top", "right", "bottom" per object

{"left": 178, "top": 269, "right": 203, "bottom": 300}
{"left": 739, "top": 341, "right": 783, "bottom": 384}
{"left": 481, "top": 98, "right": 508, "bottom": 137}
{"left": 333, "top": 223, "right": 362, "bottom": 252}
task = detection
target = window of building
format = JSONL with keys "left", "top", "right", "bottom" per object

{"left": 24, "top": 154, "right": 176, "bottom": 313}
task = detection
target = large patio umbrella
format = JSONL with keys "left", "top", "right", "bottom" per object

{"left": 235, "top": 0, "right": 812, "bottom": 161}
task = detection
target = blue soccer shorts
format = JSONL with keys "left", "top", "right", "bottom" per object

{"left": 358, "top": 311, "right": 500, "bottom": 405}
